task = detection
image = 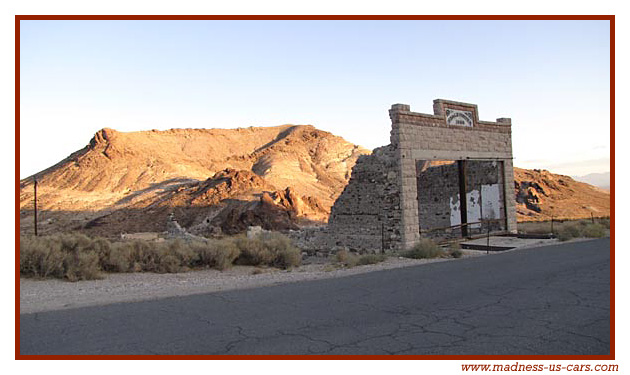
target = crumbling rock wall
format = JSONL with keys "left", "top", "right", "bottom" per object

{"left": 324, "top": 145, "right": 402, "bottom": 252}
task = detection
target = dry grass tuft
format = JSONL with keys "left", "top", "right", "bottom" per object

{"left": 335, "top": 249, "right": 386, "bottom": 268}
{"left": 356, "top": 253, "right": 387, "bottom": 266}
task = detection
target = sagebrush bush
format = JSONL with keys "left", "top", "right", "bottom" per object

{"left": 20, "top": 235, "right": 65, "bottom": 278}
{"left": 189, "top": 239, "right": 239, "bottom": 270}
{"left": 557, "top": 221, "right": 608, "bottom": 241}
{"left": 64, "top": 250, "right": 101, "bottom": 281}
{"left": 582, "top": 223, "right": 606, "bottom": 238}
{"left": 449, "top": 249, "right": 463, "bottom": 258}
{"left": 233, "top": 232, "right": 301, "bottom": 269}
{"left": 517, "top": 217, "right": 611, "bottom": 239}
{"left": 20, "top": 231, "right": 301, "bottom": 280}
{"left": 116, "top": 239, "right": 195, "bottom": 273}
{"left": 335, "top": 249, "right": 359, "bottom": 267}
{"left": 233, "top": 235, "right": 274, "bottom": 265}
{"left": 125, "top": 240, "right": 161, "bottom": 272}
{"left": 20, "top": 233, "right": 102, "bottom": 281}
{"left": 165, "top": 239, "right": 196, "bottom": 271}
{"left": 102, "top": 242, "right": 131, "bottom": 272}
{"left": 403, "top": 238, "right": 443, "bottom": 259}
{"left": 557, "top": 224, "right": 583, "bottom": 241}
{"left": 59, "top": 233, "right": 92, "bottom": 252}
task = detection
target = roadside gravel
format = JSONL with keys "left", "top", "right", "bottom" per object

{"left": 20, "top": 256, "right": 462, "bottom": 314}
{"left": 20, "top": 237, "right": 561, "bottom": 314}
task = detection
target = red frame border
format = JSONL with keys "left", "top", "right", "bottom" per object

{"left": 15, "top": 14, "right": 615, "bottom": 361}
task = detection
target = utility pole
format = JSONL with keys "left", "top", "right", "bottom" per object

{"left": 34, "top": 179, "right": 38, "bottom": 236}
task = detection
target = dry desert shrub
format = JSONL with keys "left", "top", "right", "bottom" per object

{"left": 335, "top": 249, "right": 359, "bottom": 267}
{"left": 93, "top": 236, "right": 132, "bottom": 272}
{"left": 356, "top": 253, "right": 387, "bottom": 266}
{"left": 105, "top": 242, "right": 132, "bottom": 272}
{"left": 189, "top": 238, "right": 240, "bottom": 270}
{"left": 165, "top": 239, "right": 196, "bottom": 271}
{"left": 557, "top": 223, "right": 585, "bottom": 241}
{"left": 114, "top": 239, "right": 194, "bottom": 273}
{"left": 20, "top": 235, "right": 65, "bottom": 278}
{"left": 64, "top": 250, "right": 101, "bottom": 281}
{"left": 335, "top": 249, "right": 386, "bottom": 268}
{"left": 233, "top": 235, "right": 274, "bottom": 265}
{"left": 519, "top": 217, "right": 610, "bottom": 238}
{"left": 232, "top": 232, "right": 301, "bottom": 269}
{"left": 403, "top": 238, "right": 443, "bottom": 259}
{"left": 20, "top": 233, "right": 101, "bottom": 281}
{"left": 20, "top": 231, "right": 301, "bottom": 280}
{"left": 582, "top": 223, "right": 607, "bottom": 238}
{"left": 556, "top": 221, "right": 606, "bottom": 241}
{"left": 123, "top": 239, "right": 161, "bottom": 272}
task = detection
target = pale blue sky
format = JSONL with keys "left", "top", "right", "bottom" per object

{"left": 20, "top": 20, "right": 611, "bottom": 178}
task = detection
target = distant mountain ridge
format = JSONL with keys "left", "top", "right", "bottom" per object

{"left": 572, "top": 171, "right": 610, "bottom": 190}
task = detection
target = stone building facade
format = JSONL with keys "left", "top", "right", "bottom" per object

{"left": 327, "top": 99, "right": 517, "bottom": 252}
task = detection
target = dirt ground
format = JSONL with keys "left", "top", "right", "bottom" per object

{"left": 19, "top": 237, "right": 566, "bottom": 314}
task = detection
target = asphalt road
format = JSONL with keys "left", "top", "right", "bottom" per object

{"left": 20, "top": 238, "right": 611, "bottom": 355}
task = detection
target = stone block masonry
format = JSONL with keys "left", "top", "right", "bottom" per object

{"left": 327, "top": 145, "right": 401, "bottom": 252}
{"left": 327, "top": 99, "right": 517, "bottom": 252}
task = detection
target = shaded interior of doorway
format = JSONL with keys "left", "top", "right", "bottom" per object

{"left": 416, "top": 159, "right": 507, "bottom": 239}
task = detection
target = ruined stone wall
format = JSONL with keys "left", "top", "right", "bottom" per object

{"left": 326, "top": 145, "right": 401, "bottom": 252}
{"left": 325, "top": 99, "right": 516, "bottom": 252}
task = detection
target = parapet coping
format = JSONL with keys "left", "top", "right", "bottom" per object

{"left": 433, "top": 98, "right": 479, "bottom": 108}
{"left": 391, "top": 102, "right": 512, "bottom": 127}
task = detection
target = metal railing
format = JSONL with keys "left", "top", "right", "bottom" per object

{"left": 420, "top": 217, "right": 507, "bottom": 236}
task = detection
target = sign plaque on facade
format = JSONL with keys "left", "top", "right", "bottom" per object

{"left": 446, "top": 108, "right": 474, "bottom": 127}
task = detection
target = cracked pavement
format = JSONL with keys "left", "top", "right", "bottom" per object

{"left": 19, "top": 238, "right": 610, "bottom": 355}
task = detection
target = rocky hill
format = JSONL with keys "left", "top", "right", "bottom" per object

{"left": 19, "top": 126, "right": 610, "bottom": 237}
{"left": 514, "top": 168, "right": 610, "bottom": 221}
{"left": 19, "top": 125, "right": 369, "bottom": 237}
